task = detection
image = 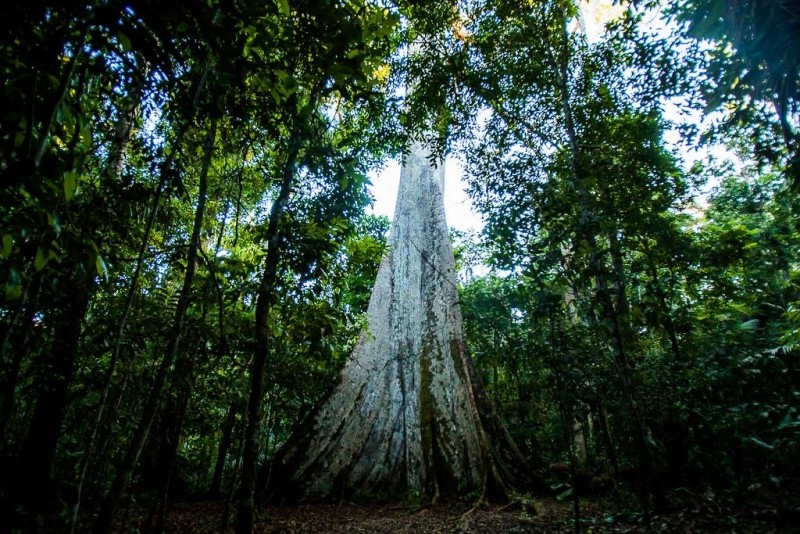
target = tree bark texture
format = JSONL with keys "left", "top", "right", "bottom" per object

{"left": 269, "top": 141, "right": 540, "bottom": 503}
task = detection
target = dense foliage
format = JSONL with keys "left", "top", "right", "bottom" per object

{"left": 452, "top": 0, "right": 800, "bottom": 521}
{"left": 0, "top": 0, "right": 798, "bottom": 531}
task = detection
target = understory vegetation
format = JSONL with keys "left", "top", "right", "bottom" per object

{"left": 1, "top": 0, "right": 798, "bottom": 532}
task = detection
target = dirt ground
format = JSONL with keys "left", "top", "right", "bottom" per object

{"left": 148, "top": 497, "right": 797, "bottom": 533}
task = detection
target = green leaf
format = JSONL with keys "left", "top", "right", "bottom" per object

{"left": 118, "top": 31, "right": 132, "bottom": 52}
{"left": 47, "top": 213, "right": 61, "bottom": 236}
{"left": 5, "top": 269, "right": 22, "bottom": 301}
{"left": 745, "top": 436, "right": 774, "bottom": 450}
{"left": 275, "top": 0, "right": 290, "bottom": 16}
{"left": 778, "top": 409, "right": 799, "bottom": 430}
{"left": 64, "top": 171, "right": 77, "bottom": 201}
{"left": 270, "top": 88, "right": 281, "bottom": 105}
{"left": 1, "top": 234, "right": 12, "bottom": 258}
{"left": 555, "top": 486, "right": 574, "bottom": 501}
{"left": 95, "top": 254, "right": 108, "bottom": 279}
{"left": 34, "top": 246, "right": 50, "bottom": 271}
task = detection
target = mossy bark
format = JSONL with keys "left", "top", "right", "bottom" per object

{"left": 268, "top": 142, "right": 545, "bottom": 503}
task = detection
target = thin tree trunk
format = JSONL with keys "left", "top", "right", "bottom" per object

{"left": 549, "top": 311, "right": 581, "bottom": 533}
{"left": 149, "top": 345, "right": 197, "bottom": 533}
{"left": 236, "top": 124, "right": 303, "bottom": 534}
{"left": 0, "top": 276, "right": 41, "bottom": 449}
{"left": 554, "top": 7, "right": 666, "bottom": 511}
{"left": 32, "top": 25, "right": 88, "bottom": 168}
{"left": 93, "top": 118, "right": 217, "bottom": 534}
{"left": 211, "top": 400, "right": 241, "bottom": 498}
{"left": 608, "top": 229, "right": 630, "bottom": 321}
{"left": 595, "top": 390, "right": 624, "bottom": 511}
{"left": 11, "top": 270, "right": 91, "bottom": 529}
{"left": 640, "top": 239, "right": 682, "bottom": 361}
{"left": 70, "top": 79, "right": 157, "bottom": 532}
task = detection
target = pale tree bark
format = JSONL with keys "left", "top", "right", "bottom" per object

{"left": 268, "top": 140, "right": 543, "bottom": 503}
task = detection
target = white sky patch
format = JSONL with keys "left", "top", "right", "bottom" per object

{"left": 367, "top": 155, "right": 482, "bottom": 233}
{"left": 579, "top": 0, "right": 625, "bottom": 42}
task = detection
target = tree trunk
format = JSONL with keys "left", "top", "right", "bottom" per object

{"left": 640, "top": 239, "right": 682, "bottom": 362}
{"left": 553, "top": 6, "right": 666, "bottom": 510}
{"left": 149, "top": 348, "right": 196, "bottom": 532}
{"left": 0, "top": 275, "right": 41, "bottom": 450}
{"left": 236, "top": 126, "right": 303, "bottom": 534}
{"left": 70, "top": 79, "right": 154, "bottom": 532}
{"left": 11, "top": 270, "right": 91, "bottom": 529}
{"left": 210, "top": 400, "right": 241, "bottom": 498}
{"left": 267, "top": 140, "right": 543, "bottom": 504}
{"left": 93, "top": 119, "right": 217, "bottom": 534}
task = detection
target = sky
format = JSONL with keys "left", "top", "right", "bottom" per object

{"left": 366, "top": 156, "right": 481, "bottom": 232}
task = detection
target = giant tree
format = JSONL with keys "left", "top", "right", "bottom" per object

{"left": 268, "top": 131, "right": 540, "bottom": 503}
{"left": 251, "top": 0, "right": 553, "bottom": 504}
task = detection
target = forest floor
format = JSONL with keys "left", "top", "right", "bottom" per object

{"left": 137, "top": 496, "right": 798, "bottom": 533}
